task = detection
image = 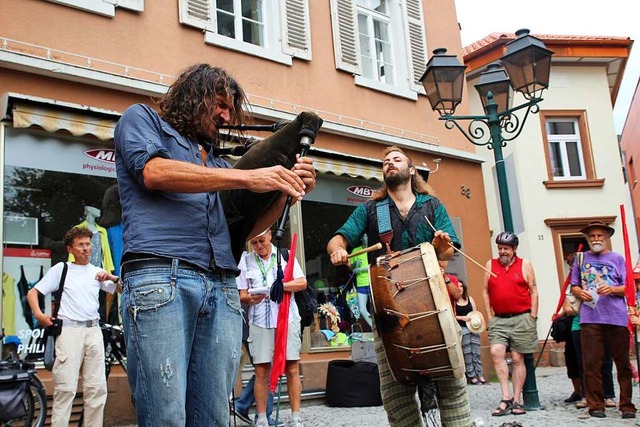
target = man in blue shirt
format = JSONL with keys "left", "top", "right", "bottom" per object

{"left": 327, "top": 146, "right": 471, "bottom": 427}
{"left": 114, "top": 64, "right": 317, "bottom": 427}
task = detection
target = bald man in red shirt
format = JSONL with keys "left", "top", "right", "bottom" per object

{"left": 482, "top": 232, "right": 539, "bottom": 418}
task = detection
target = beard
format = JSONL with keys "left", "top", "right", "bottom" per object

{"left": 384, "top": 167, "right": 411, "bottom": 188}
{"left": 589, "top": 241, "right": 605, "bottom": 253}
{"left": 499, "top": 253, "right": 513, "bottom": 266}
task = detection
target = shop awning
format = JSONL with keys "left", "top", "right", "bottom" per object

{"left": 314, "top": 157, "right": 382, "bottom": 181}
{"left": 12, "top": 103, "right": 116, "bottom": 141}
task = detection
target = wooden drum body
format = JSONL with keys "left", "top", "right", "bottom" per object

{"left": 370, "top": 243, "right": 464, "bottom": 385}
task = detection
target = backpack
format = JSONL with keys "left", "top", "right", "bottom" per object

{"left": 282, "top": 249, "right": 317, "bottom": 329}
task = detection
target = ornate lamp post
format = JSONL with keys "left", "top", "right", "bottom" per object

{"left": 420, "top": 29, "right": 554, "bottom": 409}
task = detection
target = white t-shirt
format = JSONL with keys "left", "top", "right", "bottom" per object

{"left": 34, "top": 262, "right": 116, "bottom": 322}
{"left": 237, "top": 244, "right": 304, "bottom": 328}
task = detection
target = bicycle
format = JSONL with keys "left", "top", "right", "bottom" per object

{"left": 0, "top": 355, "right": 47, "bottom": 427}
{"left": 77, "top": 322, "right": 127, "bottom": 427}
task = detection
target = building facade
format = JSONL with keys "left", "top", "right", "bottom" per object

{"left": 0, "top": 0, "right": 493, "bottom": 421}
{"left": 463, "top": 32, "right": 636, "bottom": 339}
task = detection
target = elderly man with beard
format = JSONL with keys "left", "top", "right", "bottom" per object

{"left": 327, "top": 146, "right": 471, "bottom": 427}
{"left": 482, "top": 231, "right": 538, "bottom": 417}
{"left": 570, "top": 221, "right": 637, "bottom": 419}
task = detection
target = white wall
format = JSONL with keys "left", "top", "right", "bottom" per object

{"left": 471, "top": 64, "right": 639, "bottom": 338}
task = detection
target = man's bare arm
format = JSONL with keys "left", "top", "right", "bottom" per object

{"left": 523, "top": 260, "right": 539, "bottom": 318}
{"left": 328, "top": 234, "right": 350, "bottom": 266}
{"left": 482, "top": 260, "right": 493, "bottom": 320}
{"left": 142, "top": 157, "right": 306, "bottom": 199}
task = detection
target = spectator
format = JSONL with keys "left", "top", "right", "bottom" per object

{"left": 455, "top": 279, "right": 486, "bottom": 385}
{"left": 237, "top": 229, "right": 307, "bottom": 427}
{"left": 27, "top": 226, "right": 120, "bottom": 426}
{"left": 570, "top": 221, "right": 636, "bottom": 419}
{"left": 482, "top": 231, "right": 538, "bottom": 417}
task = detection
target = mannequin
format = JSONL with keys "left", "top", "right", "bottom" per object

{"left": 350, "top": 235, "right": 373, "bottom": 329}
{"left": 84, "top": 206, "right": 101, "bottom": 232}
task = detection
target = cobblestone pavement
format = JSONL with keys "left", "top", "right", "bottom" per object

{"left": 226, "top": 366, "right": 640, "bottom": 427}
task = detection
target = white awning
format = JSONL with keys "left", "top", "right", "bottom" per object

{"left": 314, "top": 157, "right": 382, "bottom": 181}
{"left": 12, "top": 103, "right": 116, "bottom": 141}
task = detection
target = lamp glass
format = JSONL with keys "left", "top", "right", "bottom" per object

{"left": 502, "top": 29, "right": 553, "bottom": 99}
{"left": 474, "top": 63, "right": 513, "bottom": 114}
{"left": 420, "top": 48, "right": 467, "bottom": 116}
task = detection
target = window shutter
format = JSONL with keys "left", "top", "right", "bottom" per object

{"left": 329, "top": 0, "right": 360, "bottom": 74}
{"left": 403, "top": 0, "right": 427, "bottom": 91}
{"left": 106, "top": 0, "right": 144, "bottom": 12}
{"left": 179, "top": 0, "right": 211, "bottom": 30}
{"left": 281, "top": 0, "right": 312, "bottom": 60}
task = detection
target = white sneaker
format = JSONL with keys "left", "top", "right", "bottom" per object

{"left": 288, "top": 417, "right": 304, "bottom": 427}
{"left": 255, "top": 419, "right": 269, "bottom": 427}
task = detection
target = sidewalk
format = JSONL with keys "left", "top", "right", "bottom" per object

{"left": 228, "top": 366, "right": 640, "bottom": 427}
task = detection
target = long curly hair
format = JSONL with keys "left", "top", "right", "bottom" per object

{"left": 372, "top": 146, "right": 434, "bottom": 201}
{"left": 159, "top": 64, "right": 249, "bottom": 144}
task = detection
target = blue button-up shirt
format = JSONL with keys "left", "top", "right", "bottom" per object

{"left": 114, "top": 103, "right": 238, "bottom": 273}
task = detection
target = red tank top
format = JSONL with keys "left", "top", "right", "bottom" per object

{"left": 487, "top": 256, "right": 531, "bottom": 314}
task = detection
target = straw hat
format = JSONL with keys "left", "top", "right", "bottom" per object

{"left": 466, "top": 311, "right": 486, "bottom": 334}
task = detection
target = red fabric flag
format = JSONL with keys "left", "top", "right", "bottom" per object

{"left": 620, "top": 205, "right": 637, "bottom": 332}
{"left": 269, "top": 233, "right": 297, "bottom": 393}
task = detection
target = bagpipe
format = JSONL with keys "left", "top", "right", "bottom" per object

{"left": 218, "top": 111, "right": 323, "bottom": 263}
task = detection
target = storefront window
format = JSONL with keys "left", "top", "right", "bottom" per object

{"left": 301, "top": 175, "right": 378, "bottom": 350}
{"left": 2, "top": 128, "right": 118, "bottom": 359}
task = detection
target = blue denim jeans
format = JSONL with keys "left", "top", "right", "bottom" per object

{"left": 121, "top": 261, "right": 243, "bottom": 427}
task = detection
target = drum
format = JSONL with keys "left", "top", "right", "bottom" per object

{"left": 370, "top": 242, "right": 464, "bottom": 385}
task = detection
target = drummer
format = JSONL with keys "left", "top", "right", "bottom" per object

{"left": 114, "top": 63, "right": 317, "bottom": 426}
{"left": 327, "top": 146, "right": 472, "bottom": 427}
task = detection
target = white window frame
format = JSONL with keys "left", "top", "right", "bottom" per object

{"left": 546, "top": 118, "right": 587, "bottom": 180}
{"left": 208, "top": 0, "right": 290, "bottom": 64}
{"left": 357, "top": 2, "right": 395, "bottom": 85}
{"left": 330, "top": 0, "right": 426, "bottom": 100}
{"left": 44, "top": 0, "right": 143, "bottom": 16}
{"left": 179, "top": 0, "right": 311, "bottom": 65}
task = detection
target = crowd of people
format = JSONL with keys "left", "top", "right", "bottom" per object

{"left": 31, "top": 62, "right": 640, "bottom": 427}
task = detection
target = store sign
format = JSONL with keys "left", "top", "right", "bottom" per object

{"left": 84, "top": 148, "right": 116, "bottom": 164}
{"left": 346, "top": 185, "right": 374, "bottom": 198}
{"left": 6, "top": 128, "right": 116, "bottom": 178}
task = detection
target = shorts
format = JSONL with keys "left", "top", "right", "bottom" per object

{"left": 488, "top": 312, "right": 538, "bottom": 354}
{"left": 248, "top": 321, "right": 301, "bottom": 364}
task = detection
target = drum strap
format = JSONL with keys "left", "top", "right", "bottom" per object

{"left": 376, "top": 198, "right": 393, "bottom": 254}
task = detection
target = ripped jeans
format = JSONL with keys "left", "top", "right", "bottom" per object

{"left": 121, "top": 262, "right": 243, "bottom": 427}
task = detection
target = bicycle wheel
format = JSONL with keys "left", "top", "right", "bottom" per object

{"left": 28, "top": 377, "right": 47, "bottom": 427}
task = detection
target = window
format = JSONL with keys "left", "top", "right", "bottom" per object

{"left": 546, "top": 119, "right": 585, "bottom": 179}
{"left": 357, "top": 0, "right": 394, "bottom": 84}
{"left": 179, "top": 0, "right": 311, "bottom": 65}
{"left": 540, "top": 110, "right": 603, "bottom": 188}
{"left": 44, "top": 0, "right": 144, "bottom": 16}
{"left": 330, "top": 0, "right": 427, "bottom": 99}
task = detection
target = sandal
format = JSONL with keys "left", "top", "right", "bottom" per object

{"left": 492, "top": 399, "right": 513, "bottom": 416}
{"left": 470, "top": 378, "right": 480, "bottom": 385}
{"left": 511, "top": 402, "right": 526, "bottom": 415}
{"left": 478, "top": 377, "right": 487, "bottom": 384}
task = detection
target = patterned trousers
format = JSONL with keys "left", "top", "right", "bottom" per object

{"left": 460, "top": 326, "right": 484, "bottom": 379}
{"left": 375, "top": 338, "right": 472, "bottom": 427}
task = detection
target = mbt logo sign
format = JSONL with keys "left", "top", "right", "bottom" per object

{"left": 84, "top": 149, "right": 116, "bottom": 164}
{"left": 347, "top": 185, "right": 374, "bottom": 198}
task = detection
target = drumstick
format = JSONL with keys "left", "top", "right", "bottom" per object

{"left": 347, "top": 243, "right": 383, "bottom": 259}
{"left": 423, "top": 216, "right": 497, "bottom": 278}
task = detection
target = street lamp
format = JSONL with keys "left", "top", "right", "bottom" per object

{"left": 420, "top": 29, "right": 554, "bottom": 410}
{"left": 420, "top": 28, "right": 553, "bottom": 233}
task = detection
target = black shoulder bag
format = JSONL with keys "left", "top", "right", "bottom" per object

{"left": 44, "top": 262, "right": 68, "bottom": 371}
{"left": 282, "top": 249, "right": 317, "bottom": 329}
